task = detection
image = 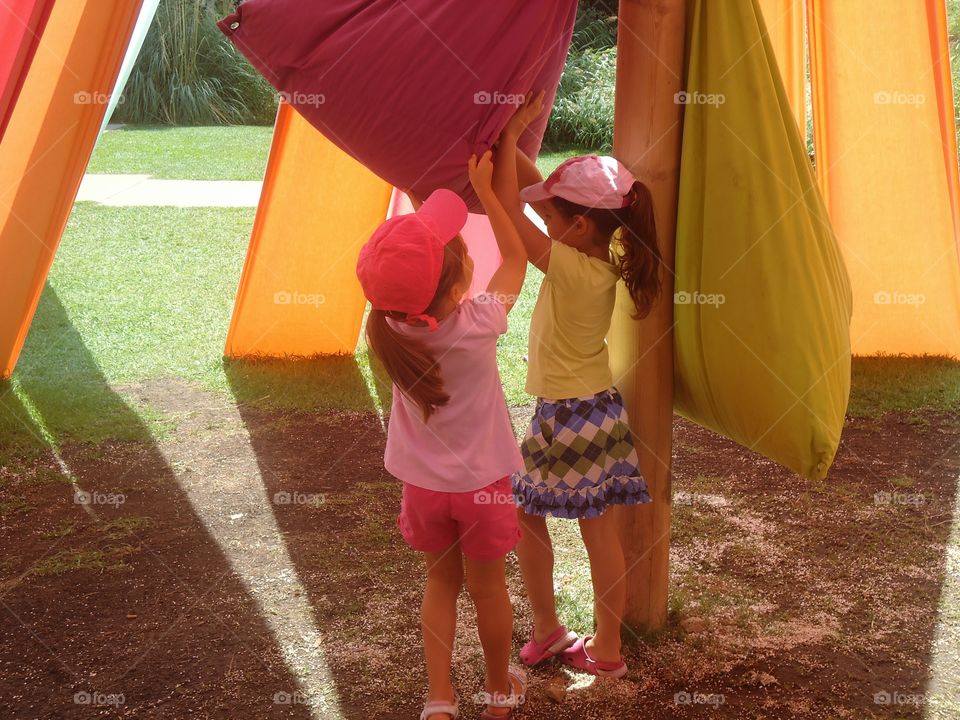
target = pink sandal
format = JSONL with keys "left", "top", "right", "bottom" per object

{"left": 420, "top": 694, "right": 458, "bottom": 720}
{"left": 479, "top": 665, "right": 526, "bottom": 719}
{"left": 560, "top": 635, "right": 628, "bottom": 678}
{"left": 519, "top": 625, "right": 578, "bottom": 666}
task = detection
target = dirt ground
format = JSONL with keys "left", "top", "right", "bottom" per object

{"left": 1, "top": 379, "right": 958, "bottom": 719}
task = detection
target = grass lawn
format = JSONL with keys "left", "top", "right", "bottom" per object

{"left": 3, "top": 126, "right": 959, "bottom": 453}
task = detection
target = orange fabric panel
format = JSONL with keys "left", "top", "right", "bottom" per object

{"left": 756, "top": 0, "right": 805, "bottom": 133}
{"left": 0, "top": 0, "right": 144, "bottom": 378}
{"left": 808, "top": 0, "right": 960, "bottom": 356}
{"left": 224, "top": 104, "right": 393, "bottom": 357}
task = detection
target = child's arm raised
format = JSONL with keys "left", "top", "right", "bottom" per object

{"left": 492, "top": 91, "right": 553, "bottom": 273}
{"left": 469, "top": 151, "right": 526, "bottom": 315}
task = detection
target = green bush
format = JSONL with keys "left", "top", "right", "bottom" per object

{"left": 114, "top": 0, "right": 277, "bottom": 125}
{"left": 544, "top": 4, "right": 617, "bottom": 151}
{"left": 545, "top": 47, "right": 616, "bottom": 152}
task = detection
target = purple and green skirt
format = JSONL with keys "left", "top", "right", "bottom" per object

{"left": 512, "top": 388, "right": 652, "bottom": 519}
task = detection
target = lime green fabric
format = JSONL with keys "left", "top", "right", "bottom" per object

{"left": 526, "top": 241, "right": 619, "bottom": 400}
{"left": 673, "top": 0, "right": 852, "bottom": 480}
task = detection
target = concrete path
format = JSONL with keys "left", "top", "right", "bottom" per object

{"left": 77, "top": 174, "right": 263, "bottom": 207}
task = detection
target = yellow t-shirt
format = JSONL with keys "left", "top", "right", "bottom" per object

{"left": 526, "top": 241, "right": 620, "bottom": 400}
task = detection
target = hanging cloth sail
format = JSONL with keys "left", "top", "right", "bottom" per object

{"left": 673, "top": 0, "right": 853, "bottom": 480}
{"left": 218, "top": 0, "right": 577, "bottom": 212}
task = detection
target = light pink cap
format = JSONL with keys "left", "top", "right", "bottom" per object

{"left": 519, "top": 155, "right": 637, "bottom": 209}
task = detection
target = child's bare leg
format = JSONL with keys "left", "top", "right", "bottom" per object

{"left": 578, "top": 511, "right": 625, "bottom": 662}
{"left": 422, "top": 544, "right": 463, "bottom": 718}
{"left": 465, "top": 554, "right": 513, "bottom": 715}
{"left": 515, "top": 509, "right": 562, "bottom": 640}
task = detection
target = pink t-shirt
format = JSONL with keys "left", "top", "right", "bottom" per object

{"left": 384, "top": 293, "right": 523, "bottom": 493}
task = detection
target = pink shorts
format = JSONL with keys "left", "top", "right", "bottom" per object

{"left": 397, "top": 476, "right": 521, "bottom": 561}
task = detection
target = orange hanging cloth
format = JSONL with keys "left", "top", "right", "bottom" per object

{"left": 755, "top": 0, "right": 805, "bottom": 133}
{"left": 0, "top": 0, "right": 144, "bottom": 378}
{"left": 224, "top": 104, "right": 394, "bottom": 358}
{"left": 808, "top": 0, "right": 960, "bottom": 356}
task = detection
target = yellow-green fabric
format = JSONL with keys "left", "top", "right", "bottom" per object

{"left": 673, "top": 0, "right": 853, "bottom": 480}
{"left": 526, "top": 241, "right": 620, "bottom": 400}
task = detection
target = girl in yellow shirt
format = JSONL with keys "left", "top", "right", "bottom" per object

{"left": 493, "top": 93, "right": 663, "bottom": 678}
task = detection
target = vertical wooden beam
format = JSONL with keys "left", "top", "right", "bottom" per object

{"left": 609, "top": 0, "right": 685, "bottom": 632}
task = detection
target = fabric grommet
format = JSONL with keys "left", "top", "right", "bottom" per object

{"left": 230, "top": 21, "right": 239, "bottom": 30}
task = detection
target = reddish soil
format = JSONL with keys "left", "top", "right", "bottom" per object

{"left": 0, "top": 381, "right": 957, "bottom": 719}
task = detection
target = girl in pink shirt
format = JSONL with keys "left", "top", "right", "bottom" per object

{"left": 356, "top": 153, "right": 527, "bottom": 720}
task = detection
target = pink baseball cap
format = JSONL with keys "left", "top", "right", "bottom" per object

{"left": 356, "top": 189, "right": 468, "bottom": 328}
{"left": 520, "top": 155, "right": 636, "bottom": 209}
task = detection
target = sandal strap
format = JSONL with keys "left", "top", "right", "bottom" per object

{"left": 420, "top": 699, "right": 458, "bottom": 720}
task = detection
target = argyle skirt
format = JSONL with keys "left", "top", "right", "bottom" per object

{"left": 512, "top": 388, "right": 652, "bottom": 519}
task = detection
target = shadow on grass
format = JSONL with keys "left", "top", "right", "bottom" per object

{"left": 0, "top": 287, "right": 318, "bottom": 718}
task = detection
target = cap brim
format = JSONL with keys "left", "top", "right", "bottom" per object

{"left": 519, "top": 181, "right": 554, "bottom": 204}
{"left": 418, "top": 189, "right": 468, "bottom": 243}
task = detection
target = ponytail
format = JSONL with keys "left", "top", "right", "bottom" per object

{"left": 616, "top": 181, "right": 662, "bottom": 319}
{"left": 364, "top": 234, "right": 469, "bottom": 421}
{"left": 552, "top": 180, "right": 663, "bottom": 318}
{"left": 366, "top": 309, "right": 449, "bottom": 420}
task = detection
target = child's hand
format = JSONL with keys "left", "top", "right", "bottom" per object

{"left": 468, "top": 151, "right": 495, "bottom": 197}
{"left": 503, "top": 90, "right": 546, "bottom": 140}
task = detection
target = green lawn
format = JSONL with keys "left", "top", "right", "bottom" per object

{"left": 1, "top": 127, "right": 958, "bottom": 455}
{"left": 88, "top": 125, "right": 275, "bottom": 180}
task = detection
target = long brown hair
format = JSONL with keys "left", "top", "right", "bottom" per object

{"left": 365, "top": 235, "right": 469, "bottom": 421}
{"left": 552, "top": 181, "right": 662, "bottom": 318}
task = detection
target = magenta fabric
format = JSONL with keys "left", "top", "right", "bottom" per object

{"left": 219, "top": 1, "right": 577, "bottom": 212}
{"left": 0, "top": 0, "right": 54, "bottom": 141}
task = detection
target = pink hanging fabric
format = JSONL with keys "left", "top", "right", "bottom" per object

{"left": 0, "top": 0, "right": 54, "bottom": 141}
{"left": 388, "top": 190, "right": 502, "bottom": 300}
{"left": 219, "top": 1, "right": 577, "bottom": 212}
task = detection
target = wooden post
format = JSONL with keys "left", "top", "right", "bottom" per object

{"left": 609, "top": 0, "right": 685, "bottom": 632}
